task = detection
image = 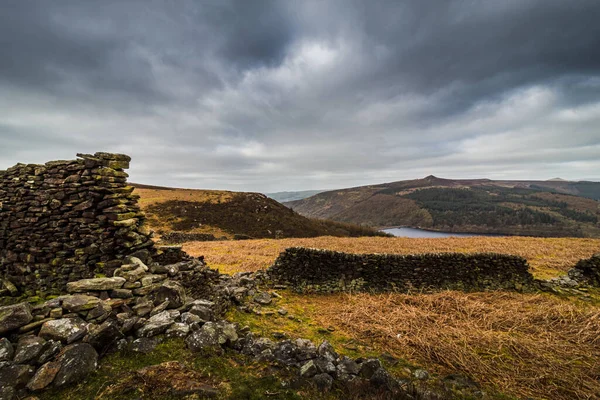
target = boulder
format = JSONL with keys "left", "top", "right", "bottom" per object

{"left": 180, "top": 312, "right": 201, "bottom": 325}
{"left": 273, "top": 340, "right": 297, "bottom": 365}
{"left": 154, "top": 281, "right": 186, "bottom": 309}
{"left": 141, "top": 274, "right": 167, "bottom": 287}
{"left": 188, "top": 300, "right": 214, "bottom": 322}
{"left": 300, "top": 360, "right": 319, "bottom": 378}
{"left": 185, "top": 322, "right": 220, "bottom": 352}
{"left": 135, "top": 310, "right": 178, "bottom": 338}
{"left": 39, "top": 318, "right": 88, "bottom": 344}
{"left": 246, "top": 337, "right": 276, "bottom": 357}
{"left": 317, "top": 340, "right": 338, "bottom": 363}
{"left": 115, "top": 265, "right": 147, "bottom": 282}
{"left": 132, "top": 300, "right": 153, "bottom": 317}
{"left": 86, "top": 302, "right": 112, "bottom": 322}
{"left": 0, "top": 338, "right": 14, "bottom": 362}
{"left": 26, "top": 361, "right": 61, "bottom": 391}
{"left": 133, "top": 283, "right": 161, "bottom": 296}
{"left": 66, "top": 277, "right": 126, "bottom": 293}
{"left": 0, "top": 363, "right": 35, "bottom": 391}
{"left": 370, "top": 367, "right": 396, "bottom": 391}
{"left": 312, "top": 373, "right": 334, "bottom": 391}
{"left": 61, "top": 295, "right": 101, "bottom": 313}
{"left": 336, "top": 356, "right": 360, "bottom": 375}
{"left": 295, "top": 338, "right": 317, "bottom": 361}
{"left": 13, "top": 336, "right": 46, "bottom": 365}
{"left": 150, "top": 300, "right": 170, "bottom": 317}
{"left": 166, "top": 323, "right": 190, "bottom": 338}
{"left": 85, "top": 320, "right": 123, "bottom": 353}
{"left": 131, "top": 338, "right": 157, "bottom": 354}
{"left": 52, "top": 343, "right": 98, "bottom": 387}
{"left": 314, "top": 358, "right": 336, "bottom": 375}
{"left": 0, "top": 302, "right": 33, "bottom": 335}
{"left": 253, "top": 292, "right": 272, "bottom": 305}
{"left": 359, "top": 358, "right": 382, "bottom": 379}
{"left": 37, "top": 340, "right": 63, "bottom": 365}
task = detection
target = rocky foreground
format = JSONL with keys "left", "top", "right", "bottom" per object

{"left": 0, "top": 247, "right": 466, "bottom": 400}
{"left": 2, "top": 246, "right": 599, "bottom": 400}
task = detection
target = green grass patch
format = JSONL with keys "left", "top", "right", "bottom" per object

{"left": 38, "top": 338, "right": 326, "bottom": 400}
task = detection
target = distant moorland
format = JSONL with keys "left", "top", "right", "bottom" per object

{"left": 285, "top": 176, "right": 600, "bottom": 237}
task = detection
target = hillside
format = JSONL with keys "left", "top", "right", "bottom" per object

{"left": 266, "top": 189, "right": 325, "bottom": 203}
{"left": 285, "top": 176, "right": 600, "bottom": 237}
{"left": 132, "top": 184, "right": 387, "bottom": 240}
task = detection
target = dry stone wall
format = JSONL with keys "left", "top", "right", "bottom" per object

{"left": 0, "top": 152, "right": 153, "bottom": 297}
{"left": 268, "top": 247, "right": 534, "bottom": 293}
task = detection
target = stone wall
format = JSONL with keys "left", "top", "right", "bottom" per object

{"left": 0, "top": 152, "right": 153, "bottom": 297}
{"left": 267, "top": 247, "right": 534, "bottom": 293}
{"left": 568, "top": 253, "right": 600, "bottom": 286}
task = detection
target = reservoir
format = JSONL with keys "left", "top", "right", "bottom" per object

{"left": 382, "top": 227, "right": 494, "bottom": 238}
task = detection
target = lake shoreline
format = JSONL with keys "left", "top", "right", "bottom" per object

{"left": 380, "top": 226, "right": 504, "bottom": 238}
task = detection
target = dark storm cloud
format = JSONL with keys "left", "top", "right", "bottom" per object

{"left": 1, "top": 0, "right": 599, "bottom": 191}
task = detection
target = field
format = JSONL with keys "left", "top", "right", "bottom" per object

{"left": 184, "top": 236, "right": 600, "bottom": 399}
{"left": 183, "top": 236, "right": 600, "bottom": 278}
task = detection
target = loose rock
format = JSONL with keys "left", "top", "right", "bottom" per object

{"left": 13, "top": 336, "right": 46, "bottom": 365}
{"left": 0, "top": 302, "right": 33, "bottom": 335}
{"left": 66, "top": 277, "right": 126, "bottom": 293}
{"left": 39, "top": 318, "right": 87, "bottom": 344}
{"left": 52, "top": 343, "right": 98, "bottom": 387}
{"left": 0, "top": 338, "right": 14, "bottom": 362}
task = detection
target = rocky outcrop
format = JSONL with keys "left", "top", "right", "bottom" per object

{"left": 0, "top": 152, "right": 154, "bottom": 297}
{"left": 268, "top": 247, "right": 535, "bottom": 293}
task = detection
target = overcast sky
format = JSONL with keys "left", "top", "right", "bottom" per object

{"left": 1, "top": 1, "right": 599, "bottom": 192}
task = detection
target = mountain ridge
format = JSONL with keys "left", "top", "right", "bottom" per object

{"left": 285, "top": 176, "right": 600, "bottom": 237}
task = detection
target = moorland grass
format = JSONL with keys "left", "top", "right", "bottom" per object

{"left": 184, "top": 236, "right": 600, "bottom": 278}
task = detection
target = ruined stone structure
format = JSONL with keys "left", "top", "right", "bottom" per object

{"left": 268, "top": 247, "right": 534, "bottom": 293}
{"left": 0, "top": 153, "right": 153, "bottom": 296}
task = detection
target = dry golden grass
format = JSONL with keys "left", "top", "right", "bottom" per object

{"left": 184, "top": 235, "right": 600, "bottom": 398}
{"left": 184, "top": 236, "right": 600, "bottom": 278}
{"left": 134, "top": 187, "right": 234, "bottom": 208}
{"left": 135, "top": 187, "right": 236, "bottom": 238}
{"left": 292, "top": 291, "right": 600, "bottom": 400}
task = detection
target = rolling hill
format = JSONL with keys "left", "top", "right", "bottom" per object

{"left": 132, "top": 184, "right": 387, "bottom": 240}
{"left": 285, "top": 176, "right": 600, "bottom": 237}
{"left": 265, "top": 190, "right": 325, "bottom": 203}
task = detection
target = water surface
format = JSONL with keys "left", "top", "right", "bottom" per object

{"left": 382, "top": 227, "right": 494, "bottom": 238}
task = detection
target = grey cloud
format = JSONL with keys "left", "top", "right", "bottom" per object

{"left": 1, "top": 0, "right": 599, "bottom": 191}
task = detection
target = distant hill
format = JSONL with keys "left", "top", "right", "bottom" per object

{"left": 266, "top": 190, "right": 325, "bottom": 203}
{"left": 285, "top": 176, "right": 600, "bottom": 237}
{"left": 132, "top": 184, "right": 388, "bottom": 240}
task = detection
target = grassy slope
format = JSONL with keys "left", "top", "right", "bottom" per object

{"left": 133, "top": 184, "right": 387, "bottom": 240}
{"left": 183, "top": 236, "right": 600, "bottom": 400}
{"left": 285, "top": 176, "right": 600, "bottom": 237}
